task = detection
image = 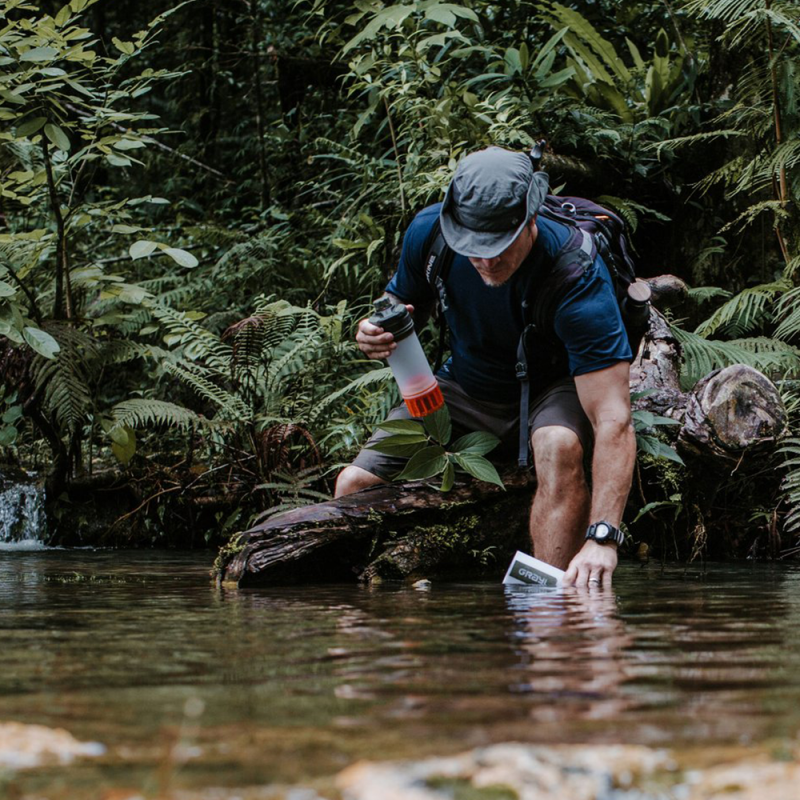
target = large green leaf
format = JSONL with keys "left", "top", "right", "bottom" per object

{"left": 377, "top": 419, "right": 425, "bottom": 436}
{"left": 129, "top": 240, "right": 158, "bottom": 259}
{"left": 22, "top": 327, "right": 60, "bottom": 360}
{"left": 636, "top": 434, "right": 684, "bottom": 465}
{"left": 110, "top": 425, "right": 136, "bottom": 465}
{"left": 16, "top": 116, "right": 47, "bottom": 137}
{"left": 368, "top": 432, "right": 428, "bottom": 457}
{"left": 0, "top": 281, "right": 15, "bottom": 298}
{"left": 440, "top": 460, "right": 455, "bottom": 492}
{"left": 44, "top": 123, "right": 70, "bottom": 151}
{"left": 163, "top": 248, "right": 199, "bottom": 268}
{"left": 396, "top": 446, "right": 447, "bottom": 481}
{"left": 423, "top": 405, "right": 451, "bottom": 445}
{"left": 21, "top": 47, "right": 59, "bottom": 62}
{"left": 453, "top": 453, "right": 505, "bottom": 488}
{"left": 450, "top": 431, "right": 500, "bottom": 455}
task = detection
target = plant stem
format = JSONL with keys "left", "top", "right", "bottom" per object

{"left": 383, "top": 96, "right": 407, "bottom": 219}
{"left": 42, "top": 137, "right": 73, "bottom": 320}
{"left": 2, "top": 264, "right": 43, "bottom": 326}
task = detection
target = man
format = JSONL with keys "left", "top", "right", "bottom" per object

{"left": 335, "top": 146, "right": 636, "bottom": 588}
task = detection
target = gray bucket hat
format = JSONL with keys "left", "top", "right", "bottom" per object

{"left": 440, "top": 146, "right": 549, "bottom": 259}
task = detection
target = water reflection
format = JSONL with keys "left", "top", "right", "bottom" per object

{"left": 508, "top": 588, "right": 634, "bottom": 723}
{"left": 1, "top": 552, "right": 800, "bottom": 794}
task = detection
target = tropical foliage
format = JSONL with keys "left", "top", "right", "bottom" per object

{"left": 0, "top": 0, "right": 798, "bottom": 555}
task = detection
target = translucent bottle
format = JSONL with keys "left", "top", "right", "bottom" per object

{"left": 369, "top": 297, "right": 444, "bottom": 418}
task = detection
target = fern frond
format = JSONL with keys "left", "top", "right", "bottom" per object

{"left": 688, "top": 286, "right": 733, "bottom": 305}
{"left": 110, "top": 399, "right": 208, "bottom": 433}
{"left": 309, "top": 365, "right": 393, "bottom": 421}
{"left": 672, "top": 326, "right": 800, "bottom": 387}
{"left": 163, "top": 361, "right": 251, "bottom": 420}
{"left": 694, "top": 279, "right": 789, "bottom": 337}
{"left": 150, "top": 303, "right": 232, "bottom": 371}
{"left": 29, "top": 325, "right": 97, "bottom": 436}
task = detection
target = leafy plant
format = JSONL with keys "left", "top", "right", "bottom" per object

{"left": 366, "top": 404, "right": 504, "bottom": 491}
{"left": 631, "top": 392, "right": 685, "bottom": 465}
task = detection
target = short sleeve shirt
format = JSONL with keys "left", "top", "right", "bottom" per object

{"left": 386, "top": 203, "right": 631, "bottom": 403}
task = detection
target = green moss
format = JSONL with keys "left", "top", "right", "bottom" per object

{"left": 410, "top": 515, "right": 480, "bottom": 551}
{"left": 211, "top": 531, "right": 246, "bottom": 578}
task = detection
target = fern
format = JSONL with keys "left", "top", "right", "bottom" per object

{"left": 309, "top": 365, "right": 393, "bottom": 421}
{"left": 110, "top": 399, "right": 208, "bottom": 433}
{"left": 694, "top": 279, "right": 790, "bottom": 337}
{"left": 29, "top": 325, "right": 97, "bottom": 437}
{"left": 150, "top": 303, "right": 232, "bottom": 371}
{"left": 672, "top": 325, "right": 800, "bottom": 388}
{"left": 163, "top": 361, "right": 251, "bottom": 420}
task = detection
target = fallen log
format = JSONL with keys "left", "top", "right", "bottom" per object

{"left": 217, "top": 470, "right": 533, "bottom": 587}
{"left": 216, "top": 279, "right": 788, "bottom": 586}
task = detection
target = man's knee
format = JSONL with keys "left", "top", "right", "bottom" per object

{"left": 335, "top": 465, "right": 386, "bottom": 498}
{"left": 531, "top": 426, "right": 585, "bottom": 487}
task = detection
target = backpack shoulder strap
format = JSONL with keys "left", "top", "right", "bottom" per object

{"left": 527, "top": 226, "right": 596, "bottom": 335}
{"left": 422, "top": 218, "right": 454, "bottom": 371}
{"left": 424, "top": 219, "right": 454, "bottom": 311}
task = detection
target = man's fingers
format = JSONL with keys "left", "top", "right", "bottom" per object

{"left": 601, "top": 569, "right": 613, "bottom": 590}
{"left": 563, "top": 564, "right": 578, "bottom": 586}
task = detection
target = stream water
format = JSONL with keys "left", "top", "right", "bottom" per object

{"left": 1, "top": 550, "right": 800, "bottom": 798}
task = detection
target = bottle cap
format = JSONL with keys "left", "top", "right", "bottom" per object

{"left": 627, "top": 279, "right": 652, "bottom": 306}
{"left": 369, "top": 298, "right": 414, "bottom": 341}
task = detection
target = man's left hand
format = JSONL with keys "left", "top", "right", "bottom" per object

{"left": 563, "top": 541, "right": 618, "bottom": 589}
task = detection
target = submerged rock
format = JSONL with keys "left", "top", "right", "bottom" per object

{"left": 334, "top": 742, "right": 800, "bottom": 800}
{"left": 0, "top": 721, "right": 105, "bottom": 769}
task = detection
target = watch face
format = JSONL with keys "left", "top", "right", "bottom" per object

{"left": 595, "top": 523, "right": 611, "bottom": 541}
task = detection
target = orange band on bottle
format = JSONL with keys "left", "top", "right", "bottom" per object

{"left": 403, "top": 384, "right": 445, "bottom": 418}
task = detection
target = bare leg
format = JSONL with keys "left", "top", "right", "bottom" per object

{"left": 335, "top": 465, "right": 387, "bottom": 498}
{"left": 528, "top": 426, "right": 590, "bottom": 569}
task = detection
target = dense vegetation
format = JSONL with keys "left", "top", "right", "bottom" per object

{"left": 0, "top": 0, "right": 798, "bottom": 556}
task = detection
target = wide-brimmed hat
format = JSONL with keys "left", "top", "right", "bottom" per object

{"left": 439, "top": 146, "right": 549, "bottom": 259}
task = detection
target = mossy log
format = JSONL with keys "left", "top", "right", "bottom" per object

{"left": 218, "top": 471, "right": 534, "bottom": 587}
{"left": 216, "top": 277, "right": 788, "bottom": 586}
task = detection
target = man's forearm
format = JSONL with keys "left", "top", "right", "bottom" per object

{"left": 588, "top": 419, "right": 636, "bottom": 526}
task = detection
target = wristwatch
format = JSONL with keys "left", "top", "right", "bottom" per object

{"left": 585, "top": 520, "right": 624, "bottom": 547}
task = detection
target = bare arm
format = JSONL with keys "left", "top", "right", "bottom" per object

{"left": 563, "top": 361, "right": 636, "bottom": 588}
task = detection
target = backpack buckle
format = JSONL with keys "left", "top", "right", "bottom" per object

{"left": 561, "top": 202, "right": 577, "bottom": 215}
{"left": 515, "top": 361, "right": 528, "bottom": 381}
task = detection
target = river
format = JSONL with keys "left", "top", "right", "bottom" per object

{"left": 1, "top": 550, "right": 799, "bottom": 798}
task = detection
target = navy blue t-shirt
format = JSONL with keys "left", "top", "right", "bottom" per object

{"left": 385, "top": 203, "right": 631, "bottom": 403}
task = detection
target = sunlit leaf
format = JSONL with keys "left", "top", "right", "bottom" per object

{"left": 22, "top": 327, "right": 60, "bottom": 360}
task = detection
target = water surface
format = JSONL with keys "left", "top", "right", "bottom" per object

{"left": 1, "top": 551, "right": 799, "bottom": 796}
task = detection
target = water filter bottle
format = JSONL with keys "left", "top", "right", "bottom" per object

{"left": 369, "top": 297, "right": 445, "bottom": 418}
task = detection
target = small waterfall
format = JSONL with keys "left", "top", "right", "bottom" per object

{"left": 0, "top": 479, "right": 47, "bottom": 550}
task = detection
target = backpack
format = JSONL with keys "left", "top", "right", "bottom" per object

{"left": 423, "top": 194, "right": 650, "bottom": 467}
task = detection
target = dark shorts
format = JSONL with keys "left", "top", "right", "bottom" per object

{"left": 351, "top": 376, "right": 593, "bottom": 481}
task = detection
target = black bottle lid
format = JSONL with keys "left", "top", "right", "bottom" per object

{"left": 369, "top": 297, "right": 414, "bottom": 342}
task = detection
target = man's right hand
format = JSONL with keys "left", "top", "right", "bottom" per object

{"left": 356, "top": 304, "right": 414, "bottom": 360}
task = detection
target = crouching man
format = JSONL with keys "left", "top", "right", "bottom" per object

{"left": 336, "top": 147, "right": 636, "bottom": 588}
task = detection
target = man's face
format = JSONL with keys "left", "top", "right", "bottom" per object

{"left": 468, "top": 219, "right": 538, "bottom": 288}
